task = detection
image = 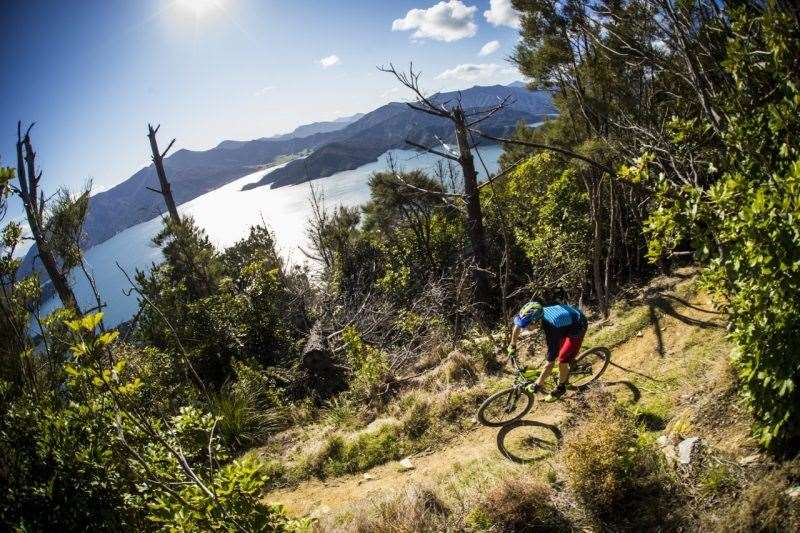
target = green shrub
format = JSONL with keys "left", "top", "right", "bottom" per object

{"left": 324, "top": 423, "right": 406, "bottom": 477}
{"left": 643, "top": 6, "right": 800, "bottom": 451}
{"left": 400, "top": 395, "right": 433, "bottom": 439}
{"left": 433, "top": 386, "right": 487, "bottom": 424}
{"left": 341, "top": 326, "right": 390, "bottom": 400}
{"left": 148, "top": 455, "right": 311, "bottom": 531}
{"left": 210, "top": 383, "right": 286, "bottom": 450}
{"left": 323, "top": 396, "right": 362, "bottom": 429}
{"left": 298, "top": 422, "right": 408, "bottom": 480}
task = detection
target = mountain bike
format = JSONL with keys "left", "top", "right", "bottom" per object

{"left": 476, "top": 346, "right": 611, "bottom": 427}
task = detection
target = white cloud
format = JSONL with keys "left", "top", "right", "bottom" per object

{"left": 392, "top": 1, "right": 478, "bottom": 42}
{"left": 484, "top": 0, "right": 521, "bottom": 29}
{"left": 478, "top": 40, "right": 500, "bottom": 56}
{"left": 435, "top": 63, "right": 516, "bottom": 83}
{"left": 253, "top": 85, "right": 275, "bottom": 97}
{"left": 319, "top": 54, "right": 341, "bottom": 68}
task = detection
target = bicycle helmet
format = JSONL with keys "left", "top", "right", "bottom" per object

{"left": 514, "top": 301, "right": 543, "bottom": 328}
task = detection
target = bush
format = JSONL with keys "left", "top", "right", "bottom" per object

{"left": 643, "top": 6, "right": 800, "bottom": 451}
{"left": 148, "top": 455, "right": 311, "bottom": 532}
{"left": 337, "top": 486, "right": 450, "bottom": 533}
{"left": 323, "top": 396, "right": 362, "bottom": 430}
{"left": 439, "top": 350, "right": 479, "bottom": 386}
{"left": 210, "top": 383, "right": 287, "bottom": 450}
{"left": 433, "top": 386, "right": 487, "bottom": 424}
{"left": 341, "top": 326, "right": 391, "bottom": 401}
{"left": 399, "top": 395, "right": 433, "bottom": 439}
{"left": 465, "top": 476, "right": 567, "bottom": 532}
{"left": 721, "top": 461, "right": 800, "bottom": 533}
{"left": 299, "top": 422, "right": 408, "bottom": 479}
{"left": 562, "top": 409, "right": 666, "bottom": 521}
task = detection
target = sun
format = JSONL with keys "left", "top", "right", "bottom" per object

{"left": 175, "top": 0, "right": 221, "bottom": 17}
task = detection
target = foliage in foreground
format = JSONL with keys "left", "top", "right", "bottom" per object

{"left": 0, "top": 313, "right": 309, "bottom": 530}
{"left": 643, "top": 6, "right": 800, "bottom": 450}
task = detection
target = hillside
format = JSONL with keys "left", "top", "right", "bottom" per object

{"left": 256, "top": 270, "right": 797, "bottom": 531}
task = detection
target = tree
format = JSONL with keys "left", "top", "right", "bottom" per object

{"left": 379, "top": 64, "right": 512, "bottom": 311}
{"left": 645, "top": 3, "right": 800, "bottom": 451}
{"left": 13, "top": 123, "right": 79, "bottom": 311}
{"left": 146, "top": 124, "right": 180, "bottom": 224}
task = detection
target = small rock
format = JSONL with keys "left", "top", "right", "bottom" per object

{"left": 677, "top": 436, "right": 701, "bottom": 464}
{"left": 636, "top": 331, "right": 644, "bottom": 337}
{"left": 398, "top": 457, "right": 415, "bottom": 471}
{"left": 785, "top": 486, "right": 800, "bottom": 499}
{"left": 738, "top": 454, "right": 761, "bottom": 466}
{"left": 656, "top": 435, "right": 670, "bottom": 447}
{"left": 662, "top": 445, "right": 678, "bottom": 466}
{"left": 358, "top": 473, "right": 376, "bottom": 485}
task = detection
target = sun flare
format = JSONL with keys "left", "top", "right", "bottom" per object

{"left": 175, "top": 0, "right": 220, "bottom": 17}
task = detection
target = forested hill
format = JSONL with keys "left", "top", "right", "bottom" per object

{"left": 242, "top": 84, "right": 555, "bottom": 190}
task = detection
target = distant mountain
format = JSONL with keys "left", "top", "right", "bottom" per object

{"left": 20, "top": 83, "right": 553, "bottom": 279}
{"left": 214, "top": 113, "right": 365, "bottom": 150}
{"left": 242, "top": 84, "right": 556, "bottom": 190}
{"left": 269, "top": 112, "right": 365, "bottom": 141}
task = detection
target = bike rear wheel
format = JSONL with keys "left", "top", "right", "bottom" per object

{"left": 497, "top": 420, "right": 562, "bottom": 463}
{"left": 569, "top": 346, "right": 611, "bottom": 388}
{"left": 476, "top": 387, "right": 534, "bottom": 427}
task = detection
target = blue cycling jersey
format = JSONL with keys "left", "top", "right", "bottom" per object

{"left": 542, "top": 304, "right": 585, "bottom": 330}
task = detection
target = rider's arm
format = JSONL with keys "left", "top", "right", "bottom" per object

{"left": 509, "top": 325, "right": 521, "bottom": 350}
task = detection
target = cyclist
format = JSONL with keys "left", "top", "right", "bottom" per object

{"left": 507, "top": 301, "right": 588, "bottom": 401}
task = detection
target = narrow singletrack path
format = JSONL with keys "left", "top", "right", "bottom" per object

{"left": 264, "top": 274, "right": 724, "bottom": 519}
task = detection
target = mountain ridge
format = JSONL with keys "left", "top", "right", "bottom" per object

{"left": 20, "top": 83, "right": 553, "bottom": 279}
{"left": 243, "top": 84, "right": 555, "bottom": 190}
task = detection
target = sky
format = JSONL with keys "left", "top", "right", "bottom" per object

{"left": 1, "top": 0, "right": 524, "bottom": 220}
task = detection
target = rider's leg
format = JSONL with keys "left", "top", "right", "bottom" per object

{"left": 537, "top": 329, "right": 561, "bottom": 388}
{"left": 557, "top": 362, "right": 570, "bottom": 385}
{"left": 556, "top": 334, "right": 585, "bottom": 386}
{"left": 535, "top": 360, "right": 555, "bottom": 387}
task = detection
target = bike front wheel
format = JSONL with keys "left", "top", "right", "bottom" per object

{"left": 476, "top": 387, "right": 534, "bottom": 427}
{"left": 497, "top": 420, "right": 562, "bottom": 463}
{"left": 569, "top": 346, "right": 611, "bottom": 388}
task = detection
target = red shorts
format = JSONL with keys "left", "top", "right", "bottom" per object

{"left": 556, "top": 334, "right": 584, "bottom": 363}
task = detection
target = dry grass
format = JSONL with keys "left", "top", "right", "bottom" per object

{"left": 320, "top": 486, "right": 450, "bottom": 533}
{"left": 465, "top": 476, "right": 568, "bottom": 532}
{"left": 718, "top": 461, "right": 800, "bottom": 533}
{"left": 438, "top": 350, "right": 479, "bottom": 386}
{"left": 562, "top": 406, "right": 670, "bottom": 526}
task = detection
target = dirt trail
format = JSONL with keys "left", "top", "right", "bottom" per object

{"left": 265, "top": 273, "right": 727, "bottom": 519}
{"left": 268, "top": 407, "right": 568, "bottom": 517}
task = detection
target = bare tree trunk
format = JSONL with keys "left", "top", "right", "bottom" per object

{"left": 453, "top": 109, "right": 490, "bottom": 307}
{"left": 147, "top": 124, "right": 181, "bottom": 224}
{"left": 603, "top": 178, "right": 615, "bottom": 302}
{"left": 583, "top": 175, "right": 608, "bottom": 318}
{"left": 16, "top": 123, "right": 79, "bottom": 312}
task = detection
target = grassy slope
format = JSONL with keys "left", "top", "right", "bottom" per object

{"left": 259, "top": 268, "right": 798, "bottom": 531}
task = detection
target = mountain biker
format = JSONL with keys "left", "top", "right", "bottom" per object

{"left": 507, "top": 301, "right": 588, "bottom": 401}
